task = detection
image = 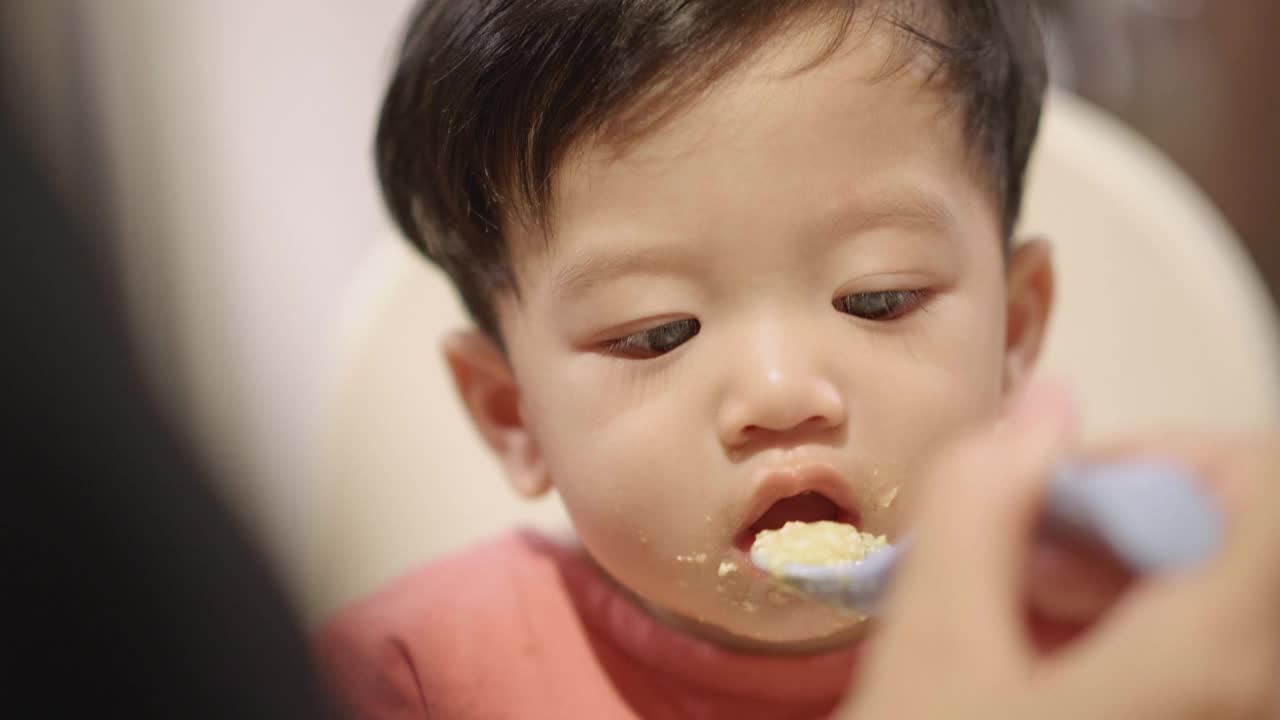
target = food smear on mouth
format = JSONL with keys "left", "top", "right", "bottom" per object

{"left": 753, "top": 520, "right": 888, "bottom": 576}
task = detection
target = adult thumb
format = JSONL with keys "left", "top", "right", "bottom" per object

{"left": 885, "top": 382, "right": 1078, "bottom": 659}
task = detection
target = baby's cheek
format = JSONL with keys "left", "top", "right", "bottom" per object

{"left": 550, "top": 458, "right": 717, "bottom": 578}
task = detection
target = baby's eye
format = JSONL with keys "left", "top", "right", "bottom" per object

{"left": 834, "top": 290, "right": 928, "bottom": 321}
{"left": 606, "top": 318, "right": 701, "bottom": 359}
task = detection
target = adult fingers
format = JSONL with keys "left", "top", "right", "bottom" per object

{"left": 882, "top": 382, "right": 1079, "bottom": 665}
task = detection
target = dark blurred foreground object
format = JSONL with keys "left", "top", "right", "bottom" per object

{"left": 0, "top": 111, "right": 337, "bottom": 717}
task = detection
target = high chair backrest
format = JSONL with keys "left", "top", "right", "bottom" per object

{"left": 306, "top": 90, "right": 1280, "bottom": 621}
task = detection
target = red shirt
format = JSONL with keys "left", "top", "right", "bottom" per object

{"left": 316, "top": 530, "right": 860, "bottom": 719}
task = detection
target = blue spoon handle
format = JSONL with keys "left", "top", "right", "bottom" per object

{"left": 765, "top": 460, "right": 1223, "bottom": 615}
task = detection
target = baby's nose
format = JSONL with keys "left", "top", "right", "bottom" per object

{"left": 717, "top": 360, "right": 847, "bottom": 450}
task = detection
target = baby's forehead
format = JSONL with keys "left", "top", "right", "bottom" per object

{"left": 512, "top": 115, "right": 977, "bottom": 290}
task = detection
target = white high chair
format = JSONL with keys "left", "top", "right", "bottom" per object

{"left": 305, "top": 90, "right": 1280, "bottom": 621}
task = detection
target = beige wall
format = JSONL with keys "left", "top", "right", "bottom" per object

{"left": 16, "top": 0, "right": 419, "bottom": 590}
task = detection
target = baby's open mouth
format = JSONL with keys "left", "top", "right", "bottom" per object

{"left": 735, "top": 491, "right": 860, "bottom": 552}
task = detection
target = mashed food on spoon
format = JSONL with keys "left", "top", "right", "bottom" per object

{"left": 752, "top": 521, "right": 888, "bottom": 576}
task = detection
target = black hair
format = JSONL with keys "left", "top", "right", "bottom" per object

{"left": 376, "top": 0, "right": 1047, "bottom": 336}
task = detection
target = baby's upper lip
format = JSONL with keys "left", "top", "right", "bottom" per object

{"left": 738, "top": 464, "right": 863, "bottom": 534}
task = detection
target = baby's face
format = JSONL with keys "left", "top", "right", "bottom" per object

{"left": 488, "top": 27, "right": 1048, "bottom": 650}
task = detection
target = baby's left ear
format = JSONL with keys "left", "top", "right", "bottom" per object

{"left": 443, "top": 330, "right": 552, "bottom": 499}
{"left": 1003, "top": 238, "right": 1055, "bottom": 393}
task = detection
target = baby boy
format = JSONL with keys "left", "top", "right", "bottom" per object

{"left": 318, "top": 2, "right": 1064, "bottom": 717}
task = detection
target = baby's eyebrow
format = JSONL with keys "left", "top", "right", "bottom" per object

{"left": 553, "top": 245, "right": 700, "bottom": 301}
{"left": 823, "top": 188, "right": 958, "bottom": 240}
{"left": 553, "top": 189, "right": 956, "bottom": 300}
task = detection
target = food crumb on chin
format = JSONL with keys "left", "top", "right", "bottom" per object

{"left": 877, "top": 486, "right": 899, "bottom": 510}
{"left": 676, "top": 552, "right": 709, "bottom": 564}
{"left": 717, "top": 561, "right": 738, "bottom": 577}
{"left": 767, "top": 588, "right": 796, "bottom": 606}
{"left": 827, "top": 610, "right": 869, "bottom": 626}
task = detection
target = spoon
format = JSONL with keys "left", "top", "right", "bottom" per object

{"left": 749, "top": 460, "right": 1222, "bottom": 615}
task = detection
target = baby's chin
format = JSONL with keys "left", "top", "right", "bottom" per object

{"left": 577, "top": 531, "right": 871, "bottom": 653}
{"left": 643, "top": 588, "right": 873, "bottom": 654}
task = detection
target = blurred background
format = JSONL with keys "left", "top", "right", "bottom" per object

{"left": 3, "top": 0, "right": 1277, "bottom": 603}
{"left": 1040, "top": 0, "right": 1280, "bottom": 304}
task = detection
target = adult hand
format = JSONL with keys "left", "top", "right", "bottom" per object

{"left": 841, "top": 384, "right": 1280, "bottom": 720}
